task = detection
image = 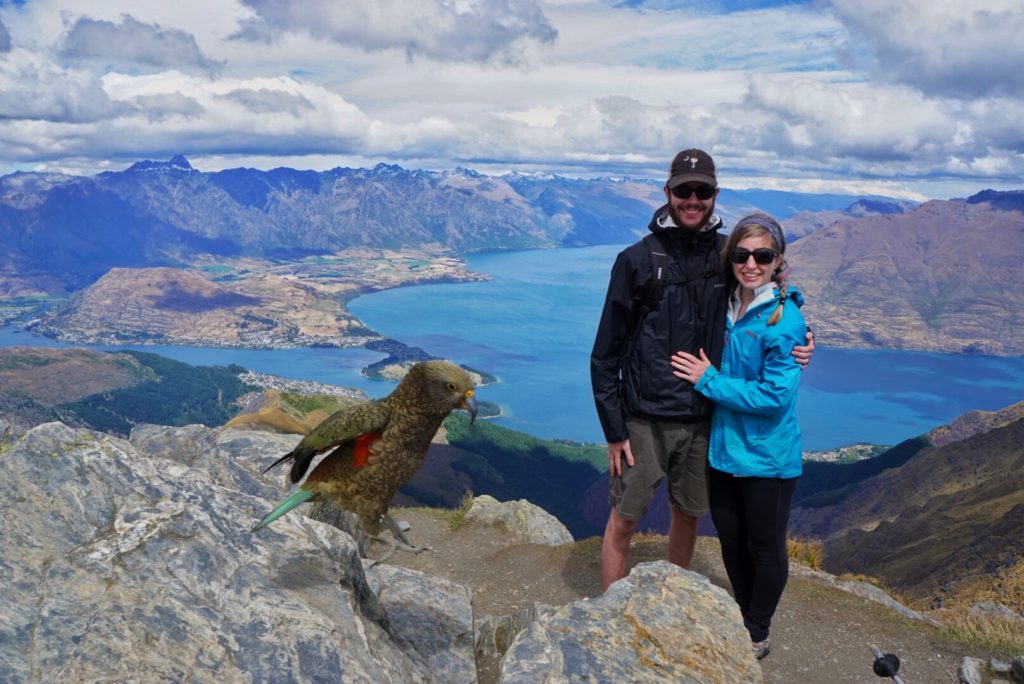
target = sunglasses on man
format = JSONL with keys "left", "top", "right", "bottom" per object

{"left": 730, "top": 248, "right": 779, "bottom": 265}
{"left": 670, "top": 183, "right": 716, "bottom": 201}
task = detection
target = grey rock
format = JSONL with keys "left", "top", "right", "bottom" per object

{"left": 1013, "top": 656, "right": 1024, "bottom": 682}
{"left": 0, "top": 421, "right": 427, "bottom": 683}
{"left": 969, "top": 601, "right": 1024, "bottom": 624}
{"left": 0, "top": 417, "right": 23, "bottom": 445}
{"left": 992, "top": 657, "right": 1011, "bottom": 674}
{"left": 960, "top": 657, "right": 985, "bottom": 684}
{"left": 498, "top": 561, "right": 761, "bottom": 683}
{"left": 307, "top": 499, "right": 371, "bottom": 556}
{"left": 477, "top": 602, "right": 556, "bottom": 659}
{"left": 467, "top": 494, "right": 573, "bottom": 546}
{"left": 790, "top": 564, "right": 940, "bottom": 626}
{"left": 130, "top": 423, "right": 302, "bottom": 503}
{"left": 129, "top": 422, "right": 221, "bottom": 466}
{"left": 3, "top": 416, "right": 803, "bottom": 684}
{"left": 366, "top": 563, "right": 476, "bottom": 684}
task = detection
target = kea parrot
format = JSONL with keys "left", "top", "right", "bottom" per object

{"left": 251, "top": 360, "right": 478, "bottom": 558}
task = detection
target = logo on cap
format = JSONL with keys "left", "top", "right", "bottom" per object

{"left": 667, "top": 148, "right": 716, "bottom": 189}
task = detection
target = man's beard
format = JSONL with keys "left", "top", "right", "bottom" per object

{"left": 668, "top": 200, "right": 715, "bottom": 230}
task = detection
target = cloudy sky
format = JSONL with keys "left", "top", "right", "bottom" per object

{"left": 1, "top": 0, "right": 1021, "bottom": 199}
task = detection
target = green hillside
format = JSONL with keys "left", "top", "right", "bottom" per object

{"left": 396, "top": 414, "right": 606, "bottom": 538}
{"left": 57, "top": 351, "right": 256, "bottom": 435}
{"left": 819, "top": 419, "right": 1024, "bottom": 611}
{"left": 794, "top": 436, "right": 931, "bottom": 509}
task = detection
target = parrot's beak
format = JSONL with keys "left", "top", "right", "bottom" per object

{"left": 460, "top": 392, "right": 478, "bottom": 423}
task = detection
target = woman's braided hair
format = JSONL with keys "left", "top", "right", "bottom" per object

{"left": 722, "top": 212, "right": 788, "bottom": 327}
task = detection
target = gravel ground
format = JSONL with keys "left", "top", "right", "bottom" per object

{"left": 374, "top": 508, "right": 990, "bottom": 683}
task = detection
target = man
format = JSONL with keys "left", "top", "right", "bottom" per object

{"left": 590, "top": 148, "right": 813, "bottom": 589}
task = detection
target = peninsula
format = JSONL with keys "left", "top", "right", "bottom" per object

{"left": 31, "top": 247, "right": 485, "bottom": 349}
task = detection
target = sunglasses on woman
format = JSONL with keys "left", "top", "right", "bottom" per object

{"left": 730, "top": 248, "right": 778, "bottom": 265}
{"left": 670, "top": 183, "right": 716, "bottom": 201}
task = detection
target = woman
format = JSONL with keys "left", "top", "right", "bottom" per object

{"left": 669, "top": 212, "right": 806, "bottom": 661}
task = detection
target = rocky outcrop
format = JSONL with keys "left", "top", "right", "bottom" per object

{"left": 0, "top": 418, "right": 758, "bottom": 682}
{"left": 366, "top": 563, "right": 476, "bottom": 684}
{"left": 499, "top": 561, "right": 761, "bottom": 683}
{"left": 788, "top": 565, "right": 940, "bottom": 626}
{"left": 0, "top": 421, "right": 427, "bottom": 682}
{"left": 968, "top": 602, "right": 1024, "bottom": 624}
{"left": 476, "top": 603, "right": 557, "bottom": 662}
{"left": 466, "top": 494, "right": 574, "bottom": 546}
{"left": 958, "top": 655, "right": 1024, "bottom": 684}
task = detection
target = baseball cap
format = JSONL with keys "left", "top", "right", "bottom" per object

{"left": 667, "top": 148, "right": 717, "bottom": 189}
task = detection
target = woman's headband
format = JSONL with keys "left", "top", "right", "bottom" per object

{"left": 734, "top": 214, "right": 786, "bottom": 254}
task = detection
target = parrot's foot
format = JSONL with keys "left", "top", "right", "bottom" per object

{"left": 367, "top": 514, "right": 432, "bottom": 565}
{"left": 382, "top": 513, "right": 413, "bottom": 546}
{"left": 368, "top": 533, "right": 432, "bottom": 565}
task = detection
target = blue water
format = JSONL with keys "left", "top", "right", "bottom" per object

{"left": 0, "top": 327, "right": 391, "bottom": 399}
{"left": 4, "top": 244, "right": 1023, "bottom": 450}
{"left": 349, "top": 246, "right": 1024, "bottom": 450}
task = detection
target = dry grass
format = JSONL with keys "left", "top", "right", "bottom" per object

{"left": 224, "top": 406, "right": 308, "bottom": 434}
{"left": 938, "top": 613, "right": 1024, "bottom": 655}
{"left": 787, "top": 536, "right": 824, "bottom": 570}
{"left": 836, "top": 571, "right": 886, "bottom": 586}
{"left": 435, "top": 490, "right": 475, "bottom": 531}
{"left": 625, "top": 533, "right": 824, "bottom": 572}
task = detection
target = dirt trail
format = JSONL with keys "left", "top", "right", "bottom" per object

{"left": 375, "top": 508, "right": 983, "bottom": 683}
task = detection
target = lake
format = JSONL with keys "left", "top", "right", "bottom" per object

{"left": 4, "top": 245, "right": 1024, "bottom": 450}
{"left": 352, "top": 246, "right": 1024, "bottom": 450}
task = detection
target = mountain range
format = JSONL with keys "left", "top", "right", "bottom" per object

{"left": 3, "top": 156, "right": 1023, "bottom": 355}
{"left": 0, "top": 155, "right": 907, "bottom": 295}
{"left": 788, "top": 194, "right": 1024, "bottom": 354}
{"left": 782, "top": 197, "right": 918, "bottom": 242}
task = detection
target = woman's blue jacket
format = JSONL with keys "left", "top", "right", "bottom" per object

{"left": 694, "top": 284, "right": 806, "bottom": 478}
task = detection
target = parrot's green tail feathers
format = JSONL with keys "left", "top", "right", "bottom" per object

{"left": 250, "top": 488, "right": 314, "bottom": 533}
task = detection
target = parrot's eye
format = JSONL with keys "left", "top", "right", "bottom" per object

{"left": 446, "top": 382, "right": 457, "bottom": 391}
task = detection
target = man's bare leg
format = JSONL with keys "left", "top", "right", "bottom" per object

{"left": 668, "top": 506, "right": 698, "bottom": 569}
{"left": 601, "top": 509, "right": 637, "bottom": 590}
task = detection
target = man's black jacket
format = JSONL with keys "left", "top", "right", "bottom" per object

{"left": 590, "top": 205, "right": 730, "bottom": 443}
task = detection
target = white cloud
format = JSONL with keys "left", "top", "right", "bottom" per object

{"left": 0, "top": 49, "right": 127, "bottom": 123}
{"left": 232, "top": 0, "right": 558, "bottom": 63}
{"left": 217, "top": 88, "right": 315, "bottom": 116}
{"left": 497, "top": 105, "right": 563, "bottom": 127}
{"left": 130, "top": 93, "right": 205, "bottom": 122}
{"left": 830, "top": 0, "right": 1024, "bottom": 98}
{"left": 965, "top": 97, "right": 1024, "bottom": 152}
{"left": 0, "top": 0, "right": 1021, "bottom": 197}
{"left": 58, "top": 14, "right": 222, "bottom": 73}
{"left": 0, "top": 17, "right": 11, "bottom": 53}
{"left": 741, "top": 76, "right": 957, "bottom": 160}
{"left": 0, "top": 64, "right": 372, "bottom": 161}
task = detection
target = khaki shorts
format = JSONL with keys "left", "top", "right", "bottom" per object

{"left": 609, "top": 417, "right": 710, "bottom": 520}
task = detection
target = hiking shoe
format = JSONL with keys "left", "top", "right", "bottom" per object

{"left": 752, "top": 638, "right": 770, "bottom": 660}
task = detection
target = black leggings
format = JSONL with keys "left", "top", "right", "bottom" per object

{"left": 708, "top": 466, "right": 798, "bottom": 642}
